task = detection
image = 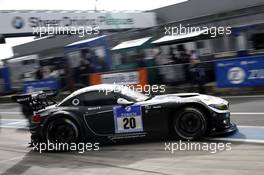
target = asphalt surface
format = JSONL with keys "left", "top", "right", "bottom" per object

{"left": 223, "top": 95, "right": 264, "bottom": 126}
{"left": 0, "top": 95, "right": 264, "bottom": 175}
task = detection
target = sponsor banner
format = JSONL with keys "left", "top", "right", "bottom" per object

{"left": 23, "top": 78, "right": 59, "bottom": 93}
{"left": 101, "top": 71, "right": 139, "bottom": 85}
{"left": 215, "top": 55, "right": 264, "bottom": 88}
{"left": 89, "top": 68, "right": 148, "bottom": 86}
{"left": 0, "top": 12, "right": 156, "bottom": 35}
{"left": 0, "top": 67, "right": 12, "bottom": 93}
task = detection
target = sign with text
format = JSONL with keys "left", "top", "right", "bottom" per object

{"left": 0, "top": 11, "right": 156, "bottom": 35}
{"left": 89, "top": 68, "right": 148, "bottom": 86}
{"left": 101, "top": 71, "right": 139, "bottom": 85}
{"left": 215, "top": 56, "right": 264, "bottom": 88}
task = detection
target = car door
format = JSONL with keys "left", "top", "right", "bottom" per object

{"left": 81, "top": 90, "right": 118, "bottom": 135}
{"left": 82, "top": 90, "right": 146, "bottom": 136}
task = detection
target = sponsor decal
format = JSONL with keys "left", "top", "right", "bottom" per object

{"left": 216, "top": 56, "right": 264, "bottom": 87}
{"left": 227, "top": 67, "right": 246, "bottom": 84}
{"left": 113, "top": 105, "right": 143, "bottom": 133}
{"left": 12, "top": 16, "right": 24, "bottom": 29}
{"left": 87, "top": 106, "right": 101, "bottom": 110}
{"left": 72, "top": 98, "right": 80, "bottom": 106}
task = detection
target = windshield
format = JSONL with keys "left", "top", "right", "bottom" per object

{"left": 117, "top": 86, "right": 149, "bottom": 102}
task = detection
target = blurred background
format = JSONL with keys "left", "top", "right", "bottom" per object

{"left": 0, "top": 0, "right": 264, "bottom": 98}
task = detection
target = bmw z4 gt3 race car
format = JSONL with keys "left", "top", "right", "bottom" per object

{"left": 12, "top": 84, "right": 237, "bottom": 145}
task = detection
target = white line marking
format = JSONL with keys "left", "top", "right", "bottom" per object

{"left": 238, "top": 125, "right": 264, "bottom": 129}
{"left": 3, "top": 121, "right": 22, "bottom": 125}
{"left": 0, "top": 126, "right": 28, "bottom": 129}
{"left": 221, "top": 95, "right": 264, "bottom": 98}
{"left": 231, "top": 112, "right": 264, "bottom": 115}
{"left": 0, "top": 112, "right": 21, "bottom": 115}
{"left": 0, "top": 119, "right": 27, "bottom": 122}
{"left": 0, "top": 103, "right": 18, "bottom": 106}
{"left": 206, "top": 137, "right": 264, "bottom": 144}
{"left": 0, "top": 119, "right": 28, "bottom": 129}
{"left": 0, "top": 156, "right": 24, "bottom": 164}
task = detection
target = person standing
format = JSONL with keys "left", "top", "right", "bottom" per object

{"left": 189, "top": 50, "right": 205, "bottom": 93}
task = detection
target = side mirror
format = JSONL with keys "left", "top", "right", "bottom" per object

{"left": 117, "top": 98, "right": 134, "bottom": 105}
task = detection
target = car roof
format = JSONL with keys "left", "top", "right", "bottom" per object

{"left": 71, "top": 84, "right": 119, "bottom": 96}
{"left": 59, "top": 84, "right": 121, "bottom": 105}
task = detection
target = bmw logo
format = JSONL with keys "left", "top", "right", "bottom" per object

{"left": 125, "top": 106, "right": 131, "bottom": 112}
{"left": 227, "top": 67, "right": 246, "bottom": 84}
{"left": 12, "top": 16, "right": 24, "bottom": 29}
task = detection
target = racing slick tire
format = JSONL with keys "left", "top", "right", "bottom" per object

{"left": 45, "top": 118, "right": 80, "bottom": 149}
{"left": 172, "top": 107, "right": 207, "bottom": 140}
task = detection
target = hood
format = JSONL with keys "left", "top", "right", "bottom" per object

{"left": 138, "top": 93, "right": 197, "bottom": 105}
{"left": 138, "top": 93, "right": 228, "bottom": 106}
{"left": 195, "top": 94, "right": 228, "bottom": 106}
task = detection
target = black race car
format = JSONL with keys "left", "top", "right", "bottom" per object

{"left": 12, "top": 84, "right": 237, "bottom": 144}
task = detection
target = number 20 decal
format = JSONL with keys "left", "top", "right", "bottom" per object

{"left": 123, "top": 117, "right": 136, "bottom": 129}
{"left": 114, "top": 105, "right": 143, "bottom": 133}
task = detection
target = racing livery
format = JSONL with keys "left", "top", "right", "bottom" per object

{"left": 12, "top": 84, "right": 237, "bottom": 144}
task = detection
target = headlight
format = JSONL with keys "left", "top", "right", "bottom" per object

{"left": 209, "top": 104, "right": 228, "bottom": 110}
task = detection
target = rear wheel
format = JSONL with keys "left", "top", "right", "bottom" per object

{"left": 46, "top": 118, "right": 79, "bottom": 144}
{"left": 172, "top": 107, "right": 207, "bottom": 140}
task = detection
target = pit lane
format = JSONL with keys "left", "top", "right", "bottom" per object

{"left": 0, "top": 95, "right": 264, "bottom": 175}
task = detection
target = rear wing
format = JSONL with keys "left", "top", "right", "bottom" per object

{"left": 11, "top": 91, "right": 58, "bottom": 111}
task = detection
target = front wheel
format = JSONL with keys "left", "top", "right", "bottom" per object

{"left": 172, "top": 107, "right": 207, "bottom": 140}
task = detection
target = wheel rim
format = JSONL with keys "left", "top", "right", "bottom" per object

{"left": 47, "top": 119, "right": 78, "bottom": 143}
{"left": 176, "top": 111, "right": 203, "bottom": 137}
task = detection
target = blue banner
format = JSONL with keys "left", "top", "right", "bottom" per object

{"left": 215, "top": 55, "right": 264, "bottom": 88}
{"left": 0, "top": 67, "right": 12, "bottom": 93}
{"left": 23, "top": 79, "right": 59, "bottom": 93}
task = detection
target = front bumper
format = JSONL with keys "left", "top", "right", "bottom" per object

{"left": 209, "top": 122, "right": 237, "bottom": 136}
{"left": 208, "top": 111, "right": 237, "bottom": 136}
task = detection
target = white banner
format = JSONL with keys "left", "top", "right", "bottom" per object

{"left": 101, "top": 71, "right": 139, "bottom": 85}
{"left": 0, "top": 12, "right": 156, "bottom": 35}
